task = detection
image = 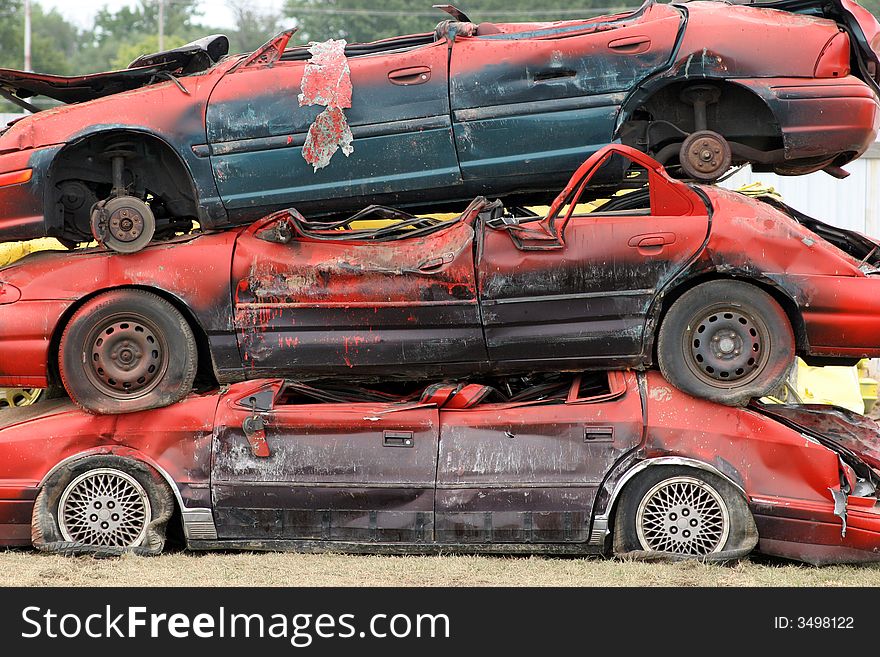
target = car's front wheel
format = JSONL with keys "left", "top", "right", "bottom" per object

{"left": 31, "top": 455, "right": 175, "bottom": 555}
{"left": 613, "top": 466, "right": 757, "bottom": 559}
{"left": 657, "top": 280, "right": 795, "bottom": 405}
{"left": 59, "top": 289, "right": 197, "bottom": 414}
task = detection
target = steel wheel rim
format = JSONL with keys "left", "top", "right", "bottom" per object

{"left": 58, "top": 468, "right": 151, "bottom": 548}
{"left": 83, "top": 312, "right": 169, "bottom": 400}
{"left": 635, "top": 476, "right": 730, "bottom": 555}
{"left": 683, "top": 304, "right": 770, "bottom": 388}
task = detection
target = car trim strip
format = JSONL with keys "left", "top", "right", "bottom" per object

{"left": 485, "top": 288, "right": 654, "bottom": 306}
{"left": 452, "top": 92, "right": 627, "bottom": 123}
{"left": 209, "top": 115, "right": 451, "bottom": 156}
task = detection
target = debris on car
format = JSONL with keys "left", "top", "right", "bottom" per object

{"left": 298, "top": 38, "right": 354, "bottom": 170}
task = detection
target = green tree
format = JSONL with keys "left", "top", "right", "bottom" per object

{"left": 226, "top": 0, "right": 283, "bottom": 54}
{"left": 282, "top": 0, "right": 632, "bottom": 43}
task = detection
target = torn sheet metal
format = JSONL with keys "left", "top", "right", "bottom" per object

{"left": 302, "top": 107, "right": 354, "bottom": 171}
{"left": 298, "top": 39, "right": 353, "bottom": 170}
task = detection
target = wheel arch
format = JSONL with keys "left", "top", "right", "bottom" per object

{"left": 45, "top": 127, "right": 200, "bottom": 241}
{"left": 47, "top": 284, "right": 218, "bottom": 389}
{"left": 646, "top": 271, "right": 809, "bottom": 362}
{"left": 592, "top": 456, "right": 749, "bottom": 551}
{"left": 35, "top": 447, "right": 217, "bottom": 543}
{"left": 616, "top": 77, "right": 782, "bottom": 162}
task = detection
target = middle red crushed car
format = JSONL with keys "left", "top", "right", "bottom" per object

{"left": 1, "top": 370, "right": 879, "bottom": 564}
{"left": 1, "top": 145, "right": 880, "bottom": 414}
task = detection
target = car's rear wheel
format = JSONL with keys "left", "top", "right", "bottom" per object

{"left": 59, "top": 289, "right": 197, "bottom": 414}
{"left": 613, "top": 466, "right": 757, "bottom": 559}
{"left": 32, "top": 455, "right": 175, "bottom": 555}
{"left": 657, "top": 280, "right": 794, "bottom": 405}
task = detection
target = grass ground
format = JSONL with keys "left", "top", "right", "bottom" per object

{"left": 1, "top": 550, "right": 880, "bottom": 587}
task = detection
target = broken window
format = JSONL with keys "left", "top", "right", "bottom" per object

{"left": 272, "top": 371, "right": 617, "bottom": 409}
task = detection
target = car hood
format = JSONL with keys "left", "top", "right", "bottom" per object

{"left": 754, "top": 402, "right": 880, "bottom": 478}
{"left": 0, "top": 399, "right": 76, "bottom": 431}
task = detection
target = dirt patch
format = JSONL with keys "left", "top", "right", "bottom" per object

{"left": 1, "top": 550, "right": 879, "bottom": 587}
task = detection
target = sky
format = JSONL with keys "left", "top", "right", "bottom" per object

{"left": 38, "top": 0, "right": 252, "bottom": 29}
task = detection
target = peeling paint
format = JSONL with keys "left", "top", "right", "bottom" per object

{"left": 298, "top": 38, "right": 354, "bottom": 170}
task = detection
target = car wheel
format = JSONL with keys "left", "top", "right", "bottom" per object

{"left": 613, "top": 466, "right": 757, "bottom": 559}
{"left": 31, "top": 455, "right": 175, "bottom": 556}
{"left": 657, "top": 280, "right": 794, "bottom": 405}
{"left": 0, "top": 387, "right": 43, "bottom": 408}
{"left": 59, "top": 289, "right": 197, "bottom": 414}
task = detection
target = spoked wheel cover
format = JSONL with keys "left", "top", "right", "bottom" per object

{"left": 58, "top": 468, "right": 151, "bottom": 548}
{"left": 83, "top": 312, "right": 170, "bottom": 400}
{"left": 683, "top": 304, "right": 771, "bottom": 388}
{"left": 635, "top": 476, "right": 730, "bottom": 556}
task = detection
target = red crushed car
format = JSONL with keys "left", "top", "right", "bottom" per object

{"left": 0, "top": 370, "right": 878, "bottom": 565}
{"left": 0, "top": 0, "right": 877, "bottom": 251}
{"left": 1, "top": 144, "right": 879, "bottom": 414}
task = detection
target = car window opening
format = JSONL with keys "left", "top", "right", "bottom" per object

{"left": 275, "top": 371, "right": 612, "bottom": 407}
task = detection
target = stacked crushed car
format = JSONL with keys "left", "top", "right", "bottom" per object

{"left": 1, "top": 0, "right": 880, "bottom": 562}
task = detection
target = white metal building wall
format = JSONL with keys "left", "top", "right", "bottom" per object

{"left": 721, "top": 143, "right": 880, "bottom": 238}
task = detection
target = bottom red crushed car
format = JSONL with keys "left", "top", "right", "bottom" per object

{"left": 1, "top": 369, "right": 879, "bottom": 565}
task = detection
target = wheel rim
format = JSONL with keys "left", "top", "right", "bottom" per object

{"left": 683, "top": 305, "right": 770, "bottom": 388}
{"left": 635, "top": 476, "right": 730, "bottom": 556}
{"left": 83, "top": 312, "right": 169, "bottom": 400}
{"left": 0, "top": 388, "right": 42, "bottom": 408}
{"left": 58, "top": 468, "right": 151, "bottom": 547}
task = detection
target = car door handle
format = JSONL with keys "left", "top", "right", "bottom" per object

{"left": 628, "top": 232, "right": 676, "bottom": 247}
{"left": 383, "top": 430, "right": 414, "bottom": 447}
{"left": 628, "top": 232, "right": 676, "bottom": 255}
{"left": 388, "top": 66, "right": 431, "bottom": 85}
{"left": 607, "top": 36, "right": 651, "bottom": 54}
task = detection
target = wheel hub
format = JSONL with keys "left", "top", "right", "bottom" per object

{"left": 689, "top": 309, "right": 762, "bottom": 383}
{"left": 87, "top": 317, "right": 166, "bottom": 396}
{"left": 108, "top": 206, "right": 145, "bottom": 244}
{"left": 58, "top": 468, "right": 150, "bottom": 548}
{"left": 679, "top": 130, "right": 732, "bottom": 181}
{"left": 636, "top": 476, "right": 730, "bottom": 556}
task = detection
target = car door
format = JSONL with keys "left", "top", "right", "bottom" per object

{"left": 435, "top": 372, "right": 642, "bottom": 543}
{"left": 478, "top": 146, "right": 710, "bottom": 365}
{"left": 205, "top": 35, "right": 460, "bottom": 222}
{"left": 211, "top": 382, "right": 439, "bottom": 542}
{"left": 231, "top": 211, "right": 487, "bottom": 376}
{"left": 448, "top": 3, "right": 683, "bottom": 185}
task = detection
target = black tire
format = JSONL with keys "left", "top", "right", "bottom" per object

{"left": 59, "top": 289, "right": 197, "bottom": 414}
{"left": 32, "top": 455, "right": 175, "bottom": 556}
{"left": 613, "top": 465, "right": 757, "bottom": 560}
{"left": 657, "top": 280, "right": 794, "bottom": 405}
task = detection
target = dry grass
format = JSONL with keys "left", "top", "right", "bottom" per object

{"left": 1, "top": 550, "right": 880, "bottom": 587}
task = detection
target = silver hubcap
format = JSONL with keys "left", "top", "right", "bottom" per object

{"left": 58, "top": 468, "right": 151, "bottom": 547}
{"left": 636, "top": 476, "right": 730, "bottom": 556}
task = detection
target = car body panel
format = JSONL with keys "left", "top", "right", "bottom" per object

{"left": 2, "top": 145, "right": 880, "bottom": 392}
{"left": 1, "top": 370, "right": 880, "bottom": 564}
{"left": 0, "top": 2, "right": 878, "bottom": 242}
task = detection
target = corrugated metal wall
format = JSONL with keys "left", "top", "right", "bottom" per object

{"left": 721, "top": 144, "right": 880, "bottom": 238}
